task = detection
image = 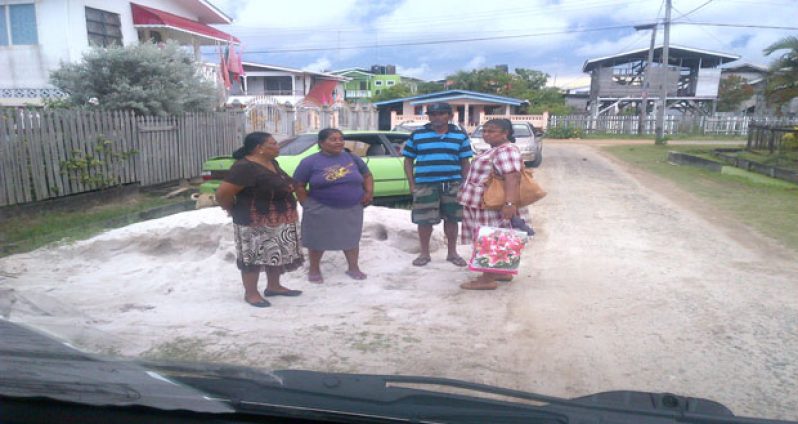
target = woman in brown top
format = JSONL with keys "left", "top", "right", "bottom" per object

{"left": 216, "top": 132, "right": 304, "bottom": 308}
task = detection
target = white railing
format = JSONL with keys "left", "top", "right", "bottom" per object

{"left": 483, "top": 113, "right": 549, "bottom": 129}
{"left": 346, "top": 90, "right": 372, "bottom": 98}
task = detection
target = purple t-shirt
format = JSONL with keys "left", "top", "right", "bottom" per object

{"left": 293, "top": 152, "right": 370, "bottom": 208}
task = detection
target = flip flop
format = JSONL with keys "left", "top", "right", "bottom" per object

{"left": 446, "top": 256, "right": 468, "bottom": 267}
{"left": 308, "top": 273, "right": 324, "bottom": 283}
{"left": 246, "top": 298, "right": 271, "bottom": 308}
{"left": 460, "top": 280, "right": 498, "bottom": 290}
{"left": 263, "top": 289, "right": 303, "bottom": 297}
{"left": 412, "top": 256, "right": 431, "bottom": 266}
{"left": 345, "top": 270, "right": 367, "bottom": 280}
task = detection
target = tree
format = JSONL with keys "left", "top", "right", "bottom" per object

{"left": 717, "top": 75, "right": 754, "bottom": 112}
{"left": 442, "top": 66, "right": 568, "bottom": 113}
{"left": 416, "top": 81, "right": 444, "bottom": 94}
{"left": 50, "top": 41, "right": 220, "bottom": 115}
{"left": 763, "top": 35, "right": 798, "bottom": 112}
{"left": 371, "top": 83, "right": 413, "bottom": 102}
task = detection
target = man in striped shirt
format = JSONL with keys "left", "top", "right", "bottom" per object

{"left": 402, "top": 102, "right": 473, "bottom": 267}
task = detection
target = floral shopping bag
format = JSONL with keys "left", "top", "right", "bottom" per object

{"left": 468, "top": 226, "right": 529, "bottom": 275}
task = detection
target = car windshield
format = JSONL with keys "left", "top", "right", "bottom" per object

{"left": 512, "top": 124, "right": 532, "bottom": 137}
{"left": 278, "top": 134, "right": 318, "bottom": 155}
{"left": 2, "top": 2, "right": 798, "bottom": 423}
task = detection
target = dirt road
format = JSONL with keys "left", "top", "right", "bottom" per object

{"left": 502, "top": 141, "right": 798, "bottom": 419}
{"left": 2, "top": 141, "right": 796, "bottom": 420}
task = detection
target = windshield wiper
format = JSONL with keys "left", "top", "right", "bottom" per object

{"left": 148, "top": 366, "right": 795, "bottom": 424}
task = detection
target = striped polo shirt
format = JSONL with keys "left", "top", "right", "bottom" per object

{"left": 402, "top": 124, "right": 473, "bottom": 183}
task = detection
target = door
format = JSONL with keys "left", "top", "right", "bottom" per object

{"left": 344, "top": 133, "right": 410, "bottom": 197}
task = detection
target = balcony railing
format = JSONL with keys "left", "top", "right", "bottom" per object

{"left": 346, "top": 90, "right": 372, "bottom": 98}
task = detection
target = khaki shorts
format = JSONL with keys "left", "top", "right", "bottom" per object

{"left": 411, "top": 181, "right": 463, "bottom": 225}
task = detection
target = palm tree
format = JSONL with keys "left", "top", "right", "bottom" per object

{"left": 763, "top": 35, "right": 798, "bottom": 111}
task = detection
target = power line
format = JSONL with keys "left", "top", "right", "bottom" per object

{"left": 672, "top": 0, "right": 715, "bottom": 20}
{"left": 220, "top": 20, "right": 798, "bottom": 55}
{"left": 236, "top": 24, "right": 647, "bottom": 54}
{"left": 673, "top": 22, "right": 798, "bottom": 30}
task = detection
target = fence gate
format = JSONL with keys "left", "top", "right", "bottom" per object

{"left": 136, "top": 116, "right": 180, "bottom": 186}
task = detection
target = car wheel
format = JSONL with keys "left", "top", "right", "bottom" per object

{"left": 528, "top": 148, "right": 543, "bottom": 168}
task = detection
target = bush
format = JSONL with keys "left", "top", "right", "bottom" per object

{"left": 546, "top": 126, "right": 584, "bottom": 139}
{"left": 50, "top": 41, "right": 221, "bottom": 115}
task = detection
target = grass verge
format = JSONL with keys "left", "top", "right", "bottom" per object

{"left": 0, "top": 194, "right": 186, "bottom": 257}
{"left": 602, "top": 144, "right": 798, "bottom": 253}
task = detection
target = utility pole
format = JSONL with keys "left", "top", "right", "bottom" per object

{"left": 655, "top": 0, "right": 672, "bottom": 144}
{"left": 635, "top": 24, "right": 657, "bottom": 135}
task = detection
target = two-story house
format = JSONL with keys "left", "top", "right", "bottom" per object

{"left": 0, "top": 0, "right": 237, "bottom": 107}
{"left": 229, "top": 62, "right": 347, "bottom": 107}
{"left": 332, "top": 65, "right": 419, "bottom": 103}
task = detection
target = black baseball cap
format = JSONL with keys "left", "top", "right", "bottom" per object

{"left": 426, "top": 102, "right": 453, "bottom": 114}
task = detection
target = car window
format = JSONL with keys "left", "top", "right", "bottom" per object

{"left": 513, "top": 124, "right": 532, "bottom": 137}
{"left": 278, "top": 134, "right": 317, "bottom": 155}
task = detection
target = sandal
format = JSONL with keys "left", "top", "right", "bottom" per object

{"left": 460, "top": 280, "right": 498, "bottom": 290}
{"left": 412, "top": 256, "right": 431, "bottom": 266}
{"left": 246, "top": 298, "right": 271, "bottom": 308}
{"left": 345, "top": 270, "right": 367, "bottom": 280}
{"left": 308, "top": 273, "right": 324, "bottom": 283}
{"left": 446, "top": 255, "right": 468, "bottom": 267}
{"left": 263, "top": 289, "right": 303, "bottom": 297}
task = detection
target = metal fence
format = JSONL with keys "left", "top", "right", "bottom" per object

{"left": 0, "top": 110, "right": 245, "bottom": 207}
{"left": 747, "top": 121, "right": 798, "bottom": 153}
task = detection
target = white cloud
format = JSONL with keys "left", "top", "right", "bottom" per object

{"left": 303, "top": 57, "right": 333, "bottom": 72}
{"left": 212, "top": 0, "right": 797, "bottom": 81}
{"left": 464, "top": 55, "right": 486, "bottom": 70}
{"left": 396, "top": 64, "right": 432, "bottom": 79}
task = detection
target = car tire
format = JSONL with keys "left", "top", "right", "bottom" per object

{"left": 527, "top": 148, "right": 543, "bottom": 168}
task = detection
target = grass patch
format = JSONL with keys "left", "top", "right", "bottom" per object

{"left": 0, "top": 193, "right": 182, "bottom": 257}
{"left": 603, "top": 144, "right": 798, "bottom": 252}
{"left": 734, "top": 150, "right": 798, "bottom": 172}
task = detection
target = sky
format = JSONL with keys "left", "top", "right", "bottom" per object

{"left": 206, "top": 0, "right": 798, "bottom": 89}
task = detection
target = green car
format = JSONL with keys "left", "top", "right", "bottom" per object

{"left": 196, "top": 131, "right": 412, "bottom": 207}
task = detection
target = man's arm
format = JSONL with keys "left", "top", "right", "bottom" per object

{"left": 403, "top": 157, "right": 416, "bottom": 192}
{"left": 460, "top": 157, "right": 471, "bottom": 179}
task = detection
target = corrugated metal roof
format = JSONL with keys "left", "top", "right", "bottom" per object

{"left": 373, "top": 90, "right": 525, "bottom": 107}
{"left": 582, "top": 45, "right": 740, "bottom": 72}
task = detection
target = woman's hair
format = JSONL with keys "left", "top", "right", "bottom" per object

{"left": 483, "top": 118, "right": 516, "bottom": 142}
{"left": 317, "top": 128, "right": 344, "bottom": 145}
{"left": 233, "top": 132, "right": 272, "bottom": 159}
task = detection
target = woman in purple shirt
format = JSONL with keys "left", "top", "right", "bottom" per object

{"left": 294, "top": 128, "right": 374, "bottom": 283}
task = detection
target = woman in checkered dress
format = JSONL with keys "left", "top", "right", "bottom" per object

{"left": 457, "top": 119, "right": 524, "bottom": 290}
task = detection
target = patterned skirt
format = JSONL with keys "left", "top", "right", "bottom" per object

{"left": 234, "top": 222, "right": 304, "bottom": 273}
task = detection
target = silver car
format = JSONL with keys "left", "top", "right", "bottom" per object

{"left": 470, "top": 122, "right": 544, "bottom": 167}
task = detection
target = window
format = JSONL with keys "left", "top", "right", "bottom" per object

{"left": 264, "top": 76, "right": 293, "bottom": 95}
{"left": 374, "top": 80, "right": 383, "bottom": 86}
{"left": 0, "top": 4, "right": 38, "bottom": 45}
{"left": 386, "top": 80, "right": 395, "bottom": 86}
{"left": 359, "top": 80, "right": 368, "bottom": 90}
{"left": 85, "top": 7, "right": 122, "bottom": 47}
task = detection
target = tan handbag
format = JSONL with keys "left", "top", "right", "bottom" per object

{"left": 482, "top": 160, "right": 547, "bottom": 210}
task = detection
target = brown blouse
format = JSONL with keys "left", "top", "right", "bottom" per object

{"left": 223, "top": 159, "right": 298, "bottom": 226}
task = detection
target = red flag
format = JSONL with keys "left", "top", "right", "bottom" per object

{"left": 219, "top": 47, "right": 231, "bottom": 90}
{"left": 227, "top": 43, "right": 244, "bottom": 79}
